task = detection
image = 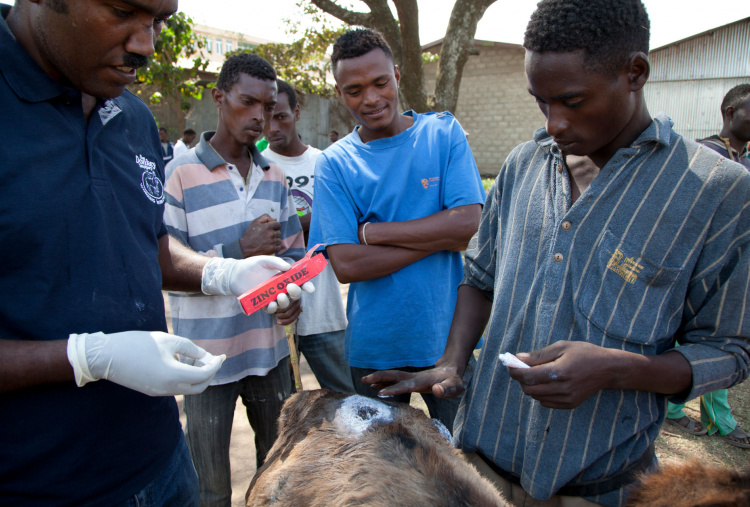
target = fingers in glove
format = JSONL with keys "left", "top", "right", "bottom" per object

{"left": 166, "top": 333, "right": 208, "bottom": 361}
{"left": 263, "top": 301, "right": 279, "bottom": 314}
{"left": 286, "top": 283, "right": 302, "bottom": 300}
{"left": 175, "top": 354, "right": 225, "bottom": 394}
{"left": 257, "top": 256, "right": 291, "bottom": 272}
{"left": 276, "top": 292, "right": 290, "bottom": 310}
{"left": 301, "top": 281, "right": 315, "bottom": 294}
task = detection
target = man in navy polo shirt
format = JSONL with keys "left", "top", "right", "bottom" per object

{"left": 0, "top": 1, "right": 295, "bottom": 505}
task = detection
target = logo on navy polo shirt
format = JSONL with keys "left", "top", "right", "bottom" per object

{"left": 136, "top": 154, "right": 165, "bottom": 204}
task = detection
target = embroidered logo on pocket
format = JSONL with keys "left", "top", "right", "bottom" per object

{"left": 606, "top": 248, "right": 644, "bottom": 284}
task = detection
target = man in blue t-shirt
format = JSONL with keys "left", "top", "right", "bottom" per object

{"left": 0, "top": 2, "right": 294, "bottom": 505}
{"left": 308, "top": 28, "right": 485, "bottom": 431}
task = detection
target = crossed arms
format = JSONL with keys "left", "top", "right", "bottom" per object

{"left": 327, "top": 204, "right": 482, "bottom": 284}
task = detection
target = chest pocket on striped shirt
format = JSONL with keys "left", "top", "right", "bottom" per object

{"left": 576, "top": 230, "right": 687, "bottom": 347}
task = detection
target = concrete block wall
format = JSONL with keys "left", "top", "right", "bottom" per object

{"left": 132, "top": 84, "right": 356, "bottom": 152}
{"left": 424, "top": 44, "right": 546, "bottom": 177}
{"left": 135, "top": 42, "right": 544, "bottom": 176}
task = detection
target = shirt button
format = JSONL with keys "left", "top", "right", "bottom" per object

{"left": 554, "top": 253, "right": 564, "bottom": 262}
{"left": 239, "top": 187, "right": 244, "bottom": 191}
{"left": 561, "top": 221, "right": 572, "bottom": 230}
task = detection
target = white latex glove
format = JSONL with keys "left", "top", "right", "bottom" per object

{"left": 67, "top": 331, "right": 225, "bottom": 396}
{"left": 201, "top": 255, "right": 291, "bottom": 296}
{"left": 262, "top": 281, "right": 315, "bottom": 314}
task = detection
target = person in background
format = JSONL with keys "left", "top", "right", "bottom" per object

{"left": 665, "top": 83, "right": 750, "bottom": 449}
{"left": 696, "top": 84, "right": 750, "bottom": 171}
{"left": 328, "top": 129, "right": 339, "bottom": 143}
{"left": 308, "top": 28, "right": 485, "bottom": 432}
{"left": 364, "top": 1, "right": 750, "bottom": 505}
{"left": 173, "top": 127, "right": 197, "bottom": 158}
{"left": 262, "top": 79, "right": 353, "bottom": 393}
{"left": 159, "top": 126, "right": 174, "bottom": 164}
{"left": 0, "top": 1, "right": 294, "bottom": 505}
{"left": 163, "top": 53, "right": 308, "bottom": 507}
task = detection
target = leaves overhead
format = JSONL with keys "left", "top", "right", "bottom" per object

{"left": 228, "top": 22, "right": 345, "bottom": 98}
{"left": 135, "top": 12, "right": 211, "bottom": 113}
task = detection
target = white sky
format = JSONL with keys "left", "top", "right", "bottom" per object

{"left": 173, "top": 0, "right": 750, "bottom": 49}
{"left": 3, "top": 0, "right": 749, "bottom": 49}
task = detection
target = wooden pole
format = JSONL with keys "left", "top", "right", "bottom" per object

{"left": 286, "top": 322, "right": 302, "bottom": 391}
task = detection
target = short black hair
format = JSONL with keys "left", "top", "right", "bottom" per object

{"left": 158, "top": 127, "right": 167, "bottom": 133}
{"left": 276, "top": 79, "right": 298, "bottom": 110}
{"left": 183, "top": 128, "right": 196, "bottom": 135}
{"left": 524, "top": 0, "right": 650, "bottom": 76}
{"left": 331, "top": 28, "right": 393, "bottom": 75}
{"left": 330, "top": 130, "right": 339, "bottom": 135}
{"left": 216, "top": 53, "right": 276, "bottom": 92}
{"left": 721, "top": 84, "right": 750, "bottom": 119}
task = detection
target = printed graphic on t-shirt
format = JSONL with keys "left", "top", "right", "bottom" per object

{"left": 98, "top": 99, "right": 122, "bottom": 125}
{"left": 287, "top": 174, "right": 314, "bottom": 216}
{"left": 136, "top": 154, "right": 165, "bottom": 204}
{"left": 421, "top": 176, "right": 441, "bottom": 189}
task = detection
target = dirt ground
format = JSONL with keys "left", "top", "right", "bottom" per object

{"left": 164, "top": 289, "right": 749, "bottom": 507}
{"left": 654, "top": 380, "right": 749, "bottom": 470}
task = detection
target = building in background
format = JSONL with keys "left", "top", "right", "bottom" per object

{"left": 644, "top": 17, "right": 750, "bottom": 141}
{"left": 422, "top": 39, "right": 545, "bottom": 177}
{"left": 190, "top": 24, "right": 273, "bottom": 73}
{"left": 146, "top": 18, "right": 749, "bottom": 165}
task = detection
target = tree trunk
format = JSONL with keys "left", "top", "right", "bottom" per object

{"left": 392, "top": 0, "right": 427, "bottom": 112}
{"left": 309, "top": 0, "right": 497, "bottom": 114}
{"left": 434, "top": 0, "right": 497, "bottom": 112}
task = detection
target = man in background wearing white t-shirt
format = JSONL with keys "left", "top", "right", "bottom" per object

{"left": 262, "top": 79, "right": 353, "bottom": 393}
{"left": 173, "top": 128, "right": 196, "bottom": 159}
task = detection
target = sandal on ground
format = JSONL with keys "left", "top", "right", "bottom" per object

{"left": 664, "top": 415, "right": 708, "bottom": 436}
{"left": 718, "top": 426, "right": 750, "bottom": 449}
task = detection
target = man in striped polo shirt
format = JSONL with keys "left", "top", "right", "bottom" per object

{"left": 365, "top": 0, "right": 750, "bottom": 505}
{"left": 163, "top": 53, "right": 307, "bottom": 506}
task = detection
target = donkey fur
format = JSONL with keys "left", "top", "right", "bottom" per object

{"left": 245, "top": 389, "right": 507, "bottom": 507}
{"left": 626, "top": 458, "right": 750, "bottom": 506}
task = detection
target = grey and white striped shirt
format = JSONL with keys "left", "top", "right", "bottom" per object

{"left": 454, "top": 114, "right": 750, "bottom": 506}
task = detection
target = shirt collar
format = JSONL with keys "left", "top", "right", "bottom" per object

{"left": 0, "top": 5, "right": 75, "bottom": 103}
{"left": 533, "top": 112, "right": 674, "bottom": 154}
{"left": 195, "top": 131, "right": 271, "bottom": 172}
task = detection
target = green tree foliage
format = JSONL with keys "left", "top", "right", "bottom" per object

{"left": 135, "top": 12, "right": 210, "bottom": 114}
{"left": 228, "top": 8, "right": 344, "bottom": 97}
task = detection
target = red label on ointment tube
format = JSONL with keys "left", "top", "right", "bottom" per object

{"left": 237, "top": 245, "right": 328, "bottom": 315}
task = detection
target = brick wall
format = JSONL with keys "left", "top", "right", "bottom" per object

{"left": 423, "top": 43, "right": 546, "bottom": 177}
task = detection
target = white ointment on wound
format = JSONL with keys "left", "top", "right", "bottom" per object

{"left": 333, "top": 395, "right": 394, "bottom": 438}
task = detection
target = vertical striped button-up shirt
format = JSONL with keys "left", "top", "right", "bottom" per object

{"left": 164, "top": 132, "right": 305, "bottom": 384}
{"left": 454, "top": 114, "right": 750, "bottom": 506}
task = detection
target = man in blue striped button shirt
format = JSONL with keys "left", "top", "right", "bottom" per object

{"left": 364, "top": 0, "right": 750, "bottom": 505}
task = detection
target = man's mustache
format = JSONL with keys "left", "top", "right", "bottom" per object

{"left": 123, "top": 53, "right": 149, "bottom": 70}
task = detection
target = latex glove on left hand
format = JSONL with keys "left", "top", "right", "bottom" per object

{"left": 67, "top": 331, "right": 225, "bottom": 396}
{"left": 262, "top": 282, "right": 315, "bottom": 314}
{"left": 201, "top": 256, "right": 291, "bottom": 297}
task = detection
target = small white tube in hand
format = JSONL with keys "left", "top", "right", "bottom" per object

{"left": 499, "top": 352, "right": 530, "bottom": 369}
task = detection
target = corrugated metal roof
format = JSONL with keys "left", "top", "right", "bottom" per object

{"left": 644, "top": 18, "right": 750, "bottom": 142}
{"left": 649, "top": 19, "right": 750, "bottom": 81}
{"left": 644, "top": 78, "right": 750, "bottom": 140}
